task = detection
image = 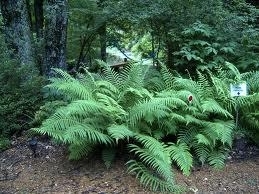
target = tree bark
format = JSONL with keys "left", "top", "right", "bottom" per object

{"left": 0, "top": 0, "right": 35, "bottom": 66}
{"left": 34, "top": 0, "right": 44, "bottom": 38}
{"left": 166, "top": 41, "right": 174, "bottom": 68}
{"left": 43, "top": 0, "right": 68, "bottom": 77}
{"left": 99, "top": 23, "right": 107, "bottom": 62}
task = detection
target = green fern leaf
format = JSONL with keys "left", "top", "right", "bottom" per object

{"left": 207, "top": 150, "right": 227, "bottom": 169}
{"left": 195, "top": 134, "right": 211, "bottom": 146}
{"left": 68, "top": 141, "right": 94, "bottom": 160}
{"left": 126, "top": 160, "right": 178, "bottom": 192}
{"left": 201, "top": 98, "right": 233, "bottom": 118}
{"left": 167, "top": 141, "right": 193, "bottom": 176}
{"left": 193, "top": 143, "right": 210, "bottom": 165}
{"left": 205, "top": 120, "right": 234, "bottom": 146}
{"left": 102, "top": 147, "right": 116, "bottom": 169}
{"left": 107, "top": 124, "right": 134, "bottom": 143}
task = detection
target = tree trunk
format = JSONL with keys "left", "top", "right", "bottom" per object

{"left": 99, "top": 23, "right": 107, "bottom": 62}
{"left": 43, "top": 0, "right": 68, "bottom": 77}
{"left": 166, "top": 41, "right": 174, "bottom": 69}
{"left": 0, "top": 0, "right": 35, "bottom": 66}
{"left": 34, "top": 0, "right": 44, "bottom": 38}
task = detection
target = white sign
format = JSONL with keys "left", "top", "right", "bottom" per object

{"left": 230, "top": 82, "right": 247, "bottom": 97}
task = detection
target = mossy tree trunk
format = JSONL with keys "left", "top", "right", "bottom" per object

{"left": 43, "top": 0, "right": 68, "bottom": 77}
{"left": 0, "top": 0, "right": 35, "bottom": 66}
{"left": 34, "top": 0, "right": 44, "bottom": 38}
{"left": 99, "top": 23, "right": 107, "bottom": 62}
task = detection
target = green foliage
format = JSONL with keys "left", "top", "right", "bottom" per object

{"left": 167, "top": 141, "right": 193, "bottom": 176}
{"left": 0, "top": 34, "right": 44, "bottom": 138}
{"left": 31, "top": 100, "right": 68, "bottom": 127}
{"left": 127, "top": 134, "right": 177, "bottom": 192}
{"left": 0, "top": 136, "right": 11, "bottom": 151}
{"left": 32, "top": 61, "right": 259, "bottom": 191}
{"left": 173, "top": 22, "right": 236, "bottom": 73}
{"left": 102, "top": 147, "right": 116, "bottom": 169}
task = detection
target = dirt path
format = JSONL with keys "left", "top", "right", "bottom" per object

{"left": 0, "top": 137, "right": 259, "bottom": 194}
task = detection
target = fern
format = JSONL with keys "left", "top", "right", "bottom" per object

{"left": 193, "top": 143, "right": 210, "bottom": 165}
{"left": 127, "top": 134, "right": 176, "bottom": 192}
{"left": 207, "top": 149, "right": 227, "bottom": 169}
{"left": 126, "top": 160, "right": 179, "bottom": 192}
{"left": 32, "top": 62, "right": 257, "bottom": 191}
{"left": 68, "top": 141, "right": 95, "bottom": 160}
{"left": 107, "top": 124, "right": 134, "bottom": 143}
{"left": 201, "top": 98, "right": 233, "bottom": 118}
{"left": 102, "top": 147, "right": 116, "bottom": 169}
{"left": 205, "top": 120, "right": 234, "bottom": 146}
{"left": 47, "top": 68, "right": 94, "bottom": 100}
{"left": 160, "top": 65, "right": 176, "bottom": 90}
{"left": 129, "top": 97, "right": 186, "bottom": 127}
{"left": 167, "top": 141, "right": 193, "bottom": 176}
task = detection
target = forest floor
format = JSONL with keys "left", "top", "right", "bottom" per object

{"left": 0, "top": 136, "right": 259, "bottom": 194}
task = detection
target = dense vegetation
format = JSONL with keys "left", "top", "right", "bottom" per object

{"left": 1, "top": 0, "right": 259, "bottom": 192}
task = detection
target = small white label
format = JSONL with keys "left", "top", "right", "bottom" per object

{"left": 230, "top": 82, "right": 247, "bottom": 97}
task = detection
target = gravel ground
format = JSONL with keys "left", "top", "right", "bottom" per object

{"left": 0, "top": 137, "right": 259, "bottom": 194}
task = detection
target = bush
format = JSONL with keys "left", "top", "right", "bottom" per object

{"left": 0, "top": 34, "right": 44, "bottom": 140}
{"left": 33, "top": 62, "right": 250, "bottom": 192}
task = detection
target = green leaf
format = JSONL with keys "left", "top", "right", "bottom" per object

{"left": 168, "top": 141, "right": 193, "bottom": 176}
{"left": 107, "top": 124, "right": 134, "bottom": 143}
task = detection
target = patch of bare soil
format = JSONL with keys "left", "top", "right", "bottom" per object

{"left": 0, "top": 137, "right": 259, "bottom": 194}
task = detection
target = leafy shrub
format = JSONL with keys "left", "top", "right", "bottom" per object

{"left": 30, "top": 100, "right": 68, "bottom": 127}
{"left": 235, "top": 71, "right": 259, "bottom": 145}
{"left": 0, "top": 136, "right": 11, "bottom": 151}
{"left": 32, "top": 61, "right": 258, "bottom": 191}
{"left": 0, "top": 34, "right": 44, "bottom": 139}
{"left": 173, "top": 21, "right": 236, "bottom": 74}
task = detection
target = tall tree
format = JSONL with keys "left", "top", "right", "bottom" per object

{"left": 34, "top": 0, "right": 44, "bottom": 38}
{"left": 43, "top": 0, "right": 68, "bottom": 77}
{"left": 97, "top": 0, "right": 107, "bottom": 62}
{"left": 0, "top": 0, "right": 35, "bottom": 66}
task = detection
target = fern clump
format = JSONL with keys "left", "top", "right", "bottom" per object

{"left": 32, "top": 61, "right": 258, "bottom": 192}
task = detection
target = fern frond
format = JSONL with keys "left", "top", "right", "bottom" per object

{"left": 174, "top": 77, "right": 197, "bottom": 93}
{"left": 101, "top": 63, "right": 121, "bottom": 88}
{"left": 144, "top": 67, "right": 165, "bottom": 92}
{"left": 128, "top": 144, "right": 172, "bottom": 182}
{"left": 119, "top": 63, "right": 148, "bottom": 91}
{"left": 205, "top": 120, "right": 234, "bottom": 146}
{"left": 62, "top": 124, "right": 112, "bottom": 145}
{"left": 169, "top": 112, "right": 186, "bottom": 123}
{"left": 47, "top": 68, "right": 94, "bottom": 100}
{"left": 129, "top": 98, "right": 169, "bottom": 127}
{"left": 33, "top": 109, "right": 112, "bottom": 145}
{"left": 133, "top": 134, "right": 169, "bottom": 159}
{"left": 126, "top": 134, "right": 176, "bottom": 192}
{"left": 102, "top": 147, "right": 116, "bottom": 169}
{"left": 195, "top": 133, "right": 211, "bottom": 146}
{"left": 129, "top": 97, "right": 186, "bottom": 127}
{"left": 126, "top": 160, "right": 177, "bottom": 192}
{"left": 196, "top": 70, "right": 213, "bottom": 98}
{"left": 201, "top": 98, "right": 233, "bottom": 118}
{"left": 207, "top": 149, "right": 227, "bottom": 169}
{"left": 95, "top": 93, "right": 126, "bottom": 119}
{"left": 167, "top": 141, "right": 193, "bottom": 176}
{"left": 118, "top": 87, "right": 153, "bottom": 110}
{"left": 68, "top": 141, "right": 94, "bottom": 160}
{"left": 160, "top": 65, "right": 176, "bottom": 89}
{"left": 193, "top": 143, "right": 210, "bottom": 165}
{"left": 185, "top": 115, "right": 204, "bottom": 126}
{"left": 107, "top": 124, "right": 134, "bottom": 143}
{"left": 225, "top": 62, "right": 241, "bottom": 81}
{"left": 96, "top": 80, "right": 119, "bottom": 99}
{"left": 177, "top": 127, "right": 199, "bottom": 145}
{"left": 65, "top": 100, "right": 104, "bottom": 115}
